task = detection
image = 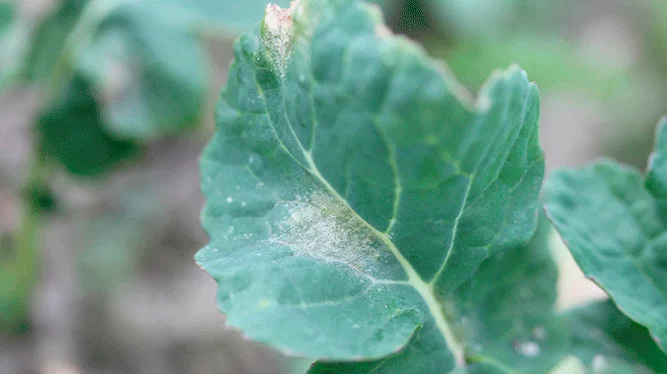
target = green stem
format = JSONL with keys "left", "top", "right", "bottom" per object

{"left": 17, "top": 145, "right": 49, "bottom": 279}
{"left": 0, "top": 144, "right": 50, "bottom": 331}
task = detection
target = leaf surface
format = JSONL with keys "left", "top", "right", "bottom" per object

{"left": 564, "top": 299, "right": 667, "bottom": 373}
{"left": 197, "top": 0, "right": 544, "bottom": 371}
{"left": 545, "top": 118, "right": 667, "bottom": 352}
{"left": 309, "top": 216, "right": 567, "bottom": 373}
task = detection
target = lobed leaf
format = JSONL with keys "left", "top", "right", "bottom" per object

{"left": 545, "top": 117, "right": 667, "bottom": 352}
{"left": 197, "top": 0, "right": 549, "bottom": 371}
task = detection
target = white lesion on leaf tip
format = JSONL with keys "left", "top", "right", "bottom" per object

{"left": 264, "top": 3, "right": 293, "bottom": 35}
{"left": 263, "top": 1, "right": 302, "bottom": 75}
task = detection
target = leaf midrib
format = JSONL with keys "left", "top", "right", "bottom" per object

{"left": 251, "top": 66, "right": 466, "bottom": 367}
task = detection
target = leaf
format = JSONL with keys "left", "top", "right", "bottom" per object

{"left": 25, "top": 0, "right": 207, "bottom": 140}
{"left": 309, "top": 216, "right": 567, "bottom": 373}
{"left": 23, "top": 0, "right": 86, "bottom": 83}
{"left": 197, "top": 0, "right": 544, "bottom": 371}
{"left": 438, "top": 37, "right": 630, "bottom": 99}
{"left": 0, "top": 0, "right": 28, "bottom": 92}
{"left": 426, "top": 0, "right": 564, "bottom": 40}
{"left": 0, "top": 1, "right": 12, "bottom": 36}
{"left": 545, "top": 117, "right": 667, "bottom": 352}
{"left": 38, "top": 75, "right": 139, "bottom": 176}
{"left": 77, "top": 1, "right": 208, "bottom": 138}
{"left": 564, "top": 299, "right": 667, "bottom": 373}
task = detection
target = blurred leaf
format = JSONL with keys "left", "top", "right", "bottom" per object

{"left": 564, "top": 299, "right": 667, "bottom": 373}
{"left": 0, "top": 0, "right": 28, "bottom": 92}
{"left": 439, "top": 37, "right": 629, "bottom": 99}
{"left": 23, "top": 0, "right": 87, "bottom": 83}
{"left": 0, "top": 1, "right": 12, "bottom": 36}
{"left": 545, "top": 118, "right": 667, "bottom": 353}
{"left": 78, "top": 2, "right": 208, "bottom": 138}
{"left": 24, "top": 183, "right": 57, "bottom": 214}
{"left": 23, "top": 0, "right": 211, "bottom": 163}
{"left": 38, "top": 76, "right": 139, "bottom": 176}
{"left": 426, "top": 0, "right": 564, "bottom": 40}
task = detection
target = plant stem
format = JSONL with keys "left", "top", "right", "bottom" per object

{"left": 0, "top": 143, "right": 50, "bottom": 330}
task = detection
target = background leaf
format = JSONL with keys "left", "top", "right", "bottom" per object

{"left": 545, "top": 118, "right": 667, "bottom": 352}
{"left": 564, "top": 299, "right": 667, "bottom": 373}
{"left": 38, "top": 76, "right": 139, "bottom": 176}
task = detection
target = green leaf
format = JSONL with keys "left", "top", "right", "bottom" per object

{"left": 309, "top": 216, "right": 567, "bottom": 373}
{"left": 23, "top": 0, "right": 87, "bottom": 83}
{"left": 564, "top": 299, "right": 667, "bottom": 373}
{"left": 545, "top": 118, "right": 667, "bottom": 353}
{"left": 426, "top": 0, "right": 564, "bottom": 40}
{"left": 438, "top": 37, "right": 629, "bottom": 99}
{"left": 38, "top": 75, "right": 139, "bottom": 176}
{"left": 77, "top": 1, "right": 208, "bottom": 138}
{"left": 0, "top": 0, "right": 28, "bottom": 92}
{"left": 25, "top": 0, "right": 207, "bottom": 141}
{"left": 0, "top": 1, "right": 12, "bottom": 36}
{"left": 197, "top": 0, "right": 544, "bottom": 371}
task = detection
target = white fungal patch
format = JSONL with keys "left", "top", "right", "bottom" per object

{"left": 516, "top": 341, "right": 540, "bottom": 357}
{"left": 263, "top": 2, "right": 299, "bottom": 76}
{"left": 274, "top": 192, "right": 384, "bottom": 271}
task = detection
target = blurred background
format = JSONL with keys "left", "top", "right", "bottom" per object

{"left": 0, "top": 0, "right": 665, "bottom": 373}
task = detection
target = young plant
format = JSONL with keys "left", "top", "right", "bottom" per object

{"left": 196, "top": 0, "right": 667, "bottom": 372}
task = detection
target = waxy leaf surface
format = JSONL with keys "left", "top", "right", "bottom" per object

{"left": 309, "top": 216, "right": 567, "bottom": 373}
{"left": 545, "top": 118, "right": 667, "bottom": 352}
{"left": 197, "top": 0, "right": 544, "bottom": 371}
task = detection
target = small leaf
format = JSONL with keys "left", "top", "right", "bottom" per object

{"left": 564, "top": 299, "right": 667, "bottom": 373}
{"left": 78, "top": 2, "right": 208, "bottom": 138}
{"left": 25, "top": 0, "right": 208, "bottom": 145}
{"left": 39, "top": 76, "right": 139, "bottom": 176}
{"left": 545, "top": 117, "right": 667, "bottom": 352}
{"left": 197, "top": 0, "right": 544, "bottom": 371}
{"left": 23, "top": 0, "right": 86, "bottom": 83}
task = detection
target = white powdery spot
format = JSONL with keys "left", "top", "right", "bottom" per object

{"left": 275, "top": 192, "right": 381, "bottom": 269}
{"left": 592, "top": 354, "right": 609, "bottom": 372}
{"left": 516, "top": 341, "right": 540, "bottom": 357}
{"left": 263, "top": 2, "right": 300, "bottom": 76}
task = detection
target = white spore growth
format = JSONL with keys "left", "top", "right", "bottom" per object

{"left": 275, "top": 192, "right": 384, "bottom": 270}
{"left": 516, "top": 341, "right": 540, "bottom": 357}
{"left": 263, "top": 2, "right": 299, "bottom": 76}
